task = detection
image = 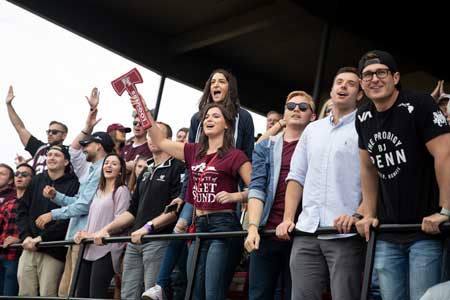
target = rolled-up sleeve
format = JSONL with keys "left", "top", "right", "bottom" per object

{"left": 51, "top": 172, "right": 100, "bottom": 220}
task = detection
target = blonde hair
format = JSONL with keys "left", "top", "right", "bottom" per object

{"left": 286, "top": 91, "right": 315, "bottom": 111}
{"left": 318, "top": 99, "right": 333, "bottom": 119}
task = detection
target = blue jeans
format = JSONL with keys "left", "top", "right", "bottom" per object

{"left": 370, "top": 270, "right": 382, "bottom": 300}
{"left": 0, "top": 257, "right": 19, "bottom": 296}
{"left": 374, "top": 239, "right": 443, "bottom": 300}
{"left": 186, "top": 212, "right": 242, "bottom": 300}
{"left": 156, "top": 202, "right": 193, "bottom": 289}
{"left": 249, "top": 238, "right": 292, "bottom": 300}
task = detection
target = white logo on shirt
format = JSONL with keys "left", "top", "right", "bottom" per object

{"left": 157, "top": 175, "right": 166, "bottom": 182}
{"left": 367, "top": 131, "right": 406, "bottom": 180}
{"left": 433, "top": 111, "right": 447, "bottom": 127}
{"left": 398, "top": 103, "right": 414, "bottom": 113}
{"left": 191, "top": 162, "right": 206, "bottom": 173}
{"left": 358, "top": 111, "right": 373, "bottom": 123}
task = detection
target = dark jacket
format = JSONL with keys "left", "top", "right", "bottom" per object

{"left": 17, "top": 171, "right": 79, "bottom": 262}
{"left": 128, "top": 157, "right": 185, "bottom": 233}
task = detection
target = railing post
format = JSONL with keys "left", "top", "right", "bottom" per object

{"left": 360, "top": 227, "right": 377, "bottom": 300}
{"left": 68, "top": 243, "right": 86, "bottom": 297}
{"left": 185, "top": 236, "right": 201, "bottom": 300}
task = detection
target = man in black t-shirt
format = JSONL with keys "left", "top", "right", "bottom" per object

{"left": 355, "top": 50, "right": 450, "bottom": 300}
{"left": 5, "top": 86, "right": 68, "bottom": 174}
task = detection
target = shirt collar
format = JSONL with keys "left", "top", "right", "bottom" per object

{"left": 329, "top": 109, "right": 357, "bottom": 127}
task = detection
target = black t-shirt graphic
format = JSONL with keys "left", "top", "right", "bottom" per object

{"left": 356, "top": 89, "right": 450, "bottom": 243}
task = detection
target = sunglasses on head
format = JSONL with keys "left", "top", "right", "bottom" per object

{"left": 285, "top": 102, "right": 311, "bottom": 112}
{"left": 46, "top": 129, "right": 64, "bottom": 135}
{"left": 14, "top": 171, "right": 31, "bottom": 177}
{"left": 133, "top": 121, "right": 141, "bottom": 127}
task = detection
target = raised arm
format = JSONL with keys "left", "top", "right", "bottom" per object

{"left": 5, "top": 86, "right": 31, "bottom": 147}
{"left": 71, "top": 87, "right": 101, "bottom": 150}
{"left": 131, "top": 95, "right": 185, "bottom": 160}
{"left": 256, "top": 119, "right": 285, "bottom": 144}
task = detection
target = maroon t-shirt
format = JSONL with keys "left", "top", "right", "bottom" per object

{"left": 120, "top": 142, "right": 152, "bottom": 162}
{"left": 184, "top": 143, "right": 248, "bottom": 210}
{"left": 265, "top": 140, "right": 298, "bottom": 230}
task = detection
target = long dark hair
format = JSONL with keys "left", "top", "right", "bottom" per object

{"left": 98, "top": 153, "right": 126, "bottom": 198}
{"left": 196, "top": 103, "right": 235, "bottom": 160}
{"left": 198, "top": 69, "right": 240, "bottom": 119}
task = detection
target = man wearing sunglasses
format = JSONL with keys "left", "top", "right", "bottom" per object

{"left": 120, "top": 115, "right": 152, "bottom": 175}
{"left": 355, "top": 50, "right": 450, "bottom": 300}
{"left": 0, "top": 163, "right": 34, "bottom": 296}
{"left": 5, "top": 86, "right": 68, "bottom": 175}
{"left": 276, "top": 67, "right": 365, "bottom": 300}
{"left": 245, "top": 91, "right": 315, "bottom": 299}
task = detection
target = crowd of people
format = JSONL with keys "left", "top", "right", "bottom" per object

{"left": 1, "top": 50, "right": 450, "bottom": 300}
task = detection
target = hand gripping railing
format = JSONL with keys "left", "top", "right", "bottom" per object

{"left": 3, "top": 222, "right": 450, "bottom": 300}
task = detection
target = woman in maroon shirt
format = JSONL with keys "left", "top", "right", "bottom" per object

{"left": 135, "top": 97, "right": 251, "bottom": 300}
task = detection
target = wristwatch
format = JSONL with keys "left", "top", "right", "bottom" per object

{"left": 440, "top": 208, "right": 450, "bottom": 219}
{"left": 143, "top": 222, "right": 154, "bottom": 233}
{"left": 352, "top": 213, "right": 364, "bottom": 220}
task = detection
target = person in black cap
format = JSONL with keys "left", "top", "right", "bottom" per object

{"left": 33, "top": 87, "right": 114, "bottom": 297}
{"left": 355, "top": 50, "right": 450, "bottom": 300}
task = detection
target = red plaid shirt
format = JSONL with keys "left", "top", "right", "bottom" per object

{"left": 0, "top": 187, "right": 21, "bottom": 260}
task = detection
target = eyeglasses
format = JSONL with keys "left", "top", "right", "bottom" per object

{"left": 133, "top": 121, "right": 141, "bottom": 127}
{"left": 14, "top": 171, "right": 31, "bottom": 177}
{"left": 46, "top": 129, "right": 64, "bottom": 135}
{"left": 285, "top": 102, "right": 311, "bottom": 112}
{"left": 361, "top": 68, "right": 391, "bottom": 82}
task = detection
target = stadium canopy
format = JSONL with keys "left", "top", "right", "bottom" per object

{"left": 8, "top": 0, "right": 449, "bottom": 114}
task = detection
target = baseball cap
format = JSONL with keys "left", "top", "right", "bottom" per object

{"left": 358, "top": 50, "right": 398, "bottom": 74}
{"left": 107, "top": 123, "right": 131, "bottom": 134}
{"left": 79, "top": 131, "right": 114, "bottom": 153}
{"left": 358, "top": 50, "right": 401, "bottom": 90}
{"left": 47, "top": 145, "right": 70, "bottom": 160}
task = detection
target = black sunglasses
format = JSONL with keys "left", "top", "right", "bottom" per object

{"left": 46, "top": 129, "right": 64, "bottom": 135}
{"left": 285, "top": 102, "right": 311, "bottom": 112}
{"left": 14, "top": 171, "right": 31, "bottom": 177}
{"left": 133, "top": 121, "right": 141, "bottom": 127}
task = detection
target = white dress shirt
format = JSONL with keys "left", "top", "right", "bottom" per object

{"left": 287, "top": 110, "right": 361, "bottom": 239}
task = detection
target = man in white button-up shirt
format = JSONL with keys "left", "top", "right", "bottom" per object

{"left": 276, "top": 67, "right": 365, "bottom": 300}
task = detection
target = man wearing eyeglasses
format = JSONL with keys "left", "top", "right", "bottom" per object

{"left": 276, "top": 67, "right": 365, "bottom": 300}
{"left": 355, "top": 50, "right": 450, "bottom": 300}
{"left": 120, "top": 115, "right": 153, "bottom": 175}
{"left": 5, "top": 86, "right": 68, "bottom": 175}
{"left": 244, "top": 91, "right": 315, "bottom": 299}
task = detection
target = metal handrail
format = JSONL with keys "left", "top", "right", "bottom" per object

{"left": 3, "top": 223, "right": 449, "bottom": 300}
